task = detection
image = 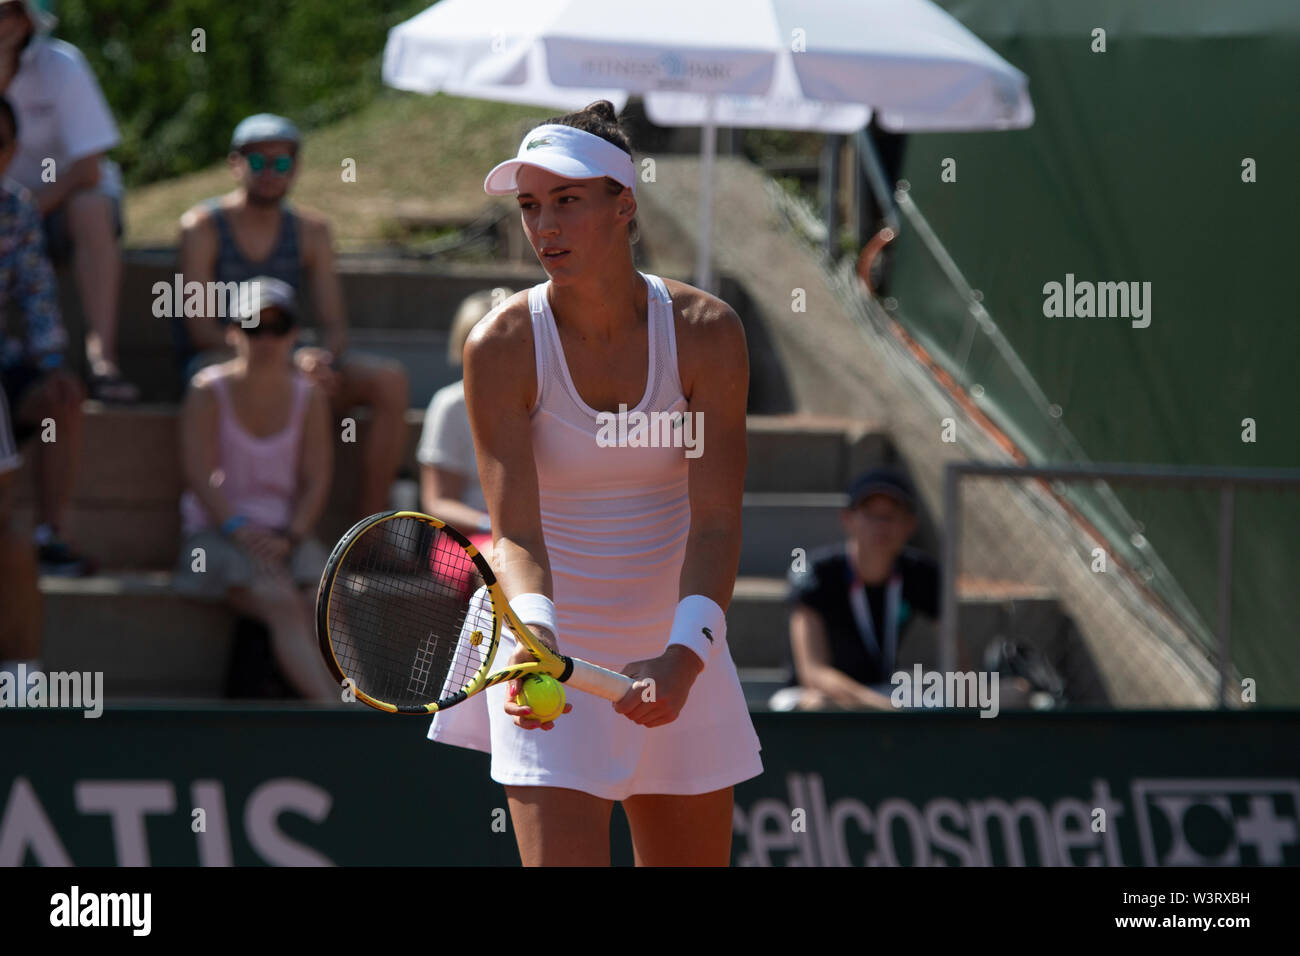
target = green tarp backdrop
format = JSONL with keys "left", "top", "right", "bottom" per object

{"left": 3, "top": 708, "right": 1296, "bottom": 866}
{"left": 890, "top": 1, "right": 1300, "bottom": 701}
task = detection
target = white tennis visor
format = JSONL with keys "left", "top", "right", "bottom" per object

{"left": 483, "top": 124, "right": 636, "bottom": 196}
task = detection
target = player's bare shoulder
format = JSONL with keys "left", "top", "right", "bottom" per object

{"left": 463, "top": 289, "right": 537, "bottom": 403}
{"left": 660, "top": 277, "right": 748, "bottom": 391}
{"left": 465, "top": 289, "right": 532, "bottom": 352}
{"left": 660, "top": 277, "right": 744, "bottom": 343}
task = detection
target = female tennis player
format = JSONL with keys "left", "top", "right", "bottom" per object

{"left": 426, "top": 101, "right": 762, "bottom": 866}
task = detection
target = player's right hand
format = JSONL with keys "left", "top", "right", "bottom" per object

{"left": 502, "top": 633, "right": 572, "bottom": 731}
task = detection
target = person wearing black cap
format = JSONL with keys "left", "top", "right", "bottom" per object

{"left": 781, "top": 465, "right": 940, "bottom": 710}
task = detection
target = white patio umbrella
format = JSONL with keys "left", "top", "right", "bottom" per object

{"left": 383, "top": 0, "right": 1032, "bottom": 289}
{"left": 383, "top": 0, "right": 628, "bottom": 110}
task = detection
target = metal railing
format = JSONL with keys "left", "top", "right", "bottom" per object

{"left": 941, "top": 462, "right": 1300, "bottom": 707}
{"left": 763, "top": 146, "right": 1300, "bottom": 708}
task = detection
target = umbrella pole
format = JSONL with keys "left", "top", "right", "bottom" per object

{"left": 694, "top": 97, "right": 716, "bottom": 294}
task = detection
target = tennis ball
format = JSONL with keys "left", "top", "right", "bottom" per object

{"left": 515, "top": 674, "right": 565, "bottom": 723}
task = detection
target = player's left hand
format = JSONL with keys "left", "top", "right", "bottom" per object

{"left": 614, "top": 646, "right": 703, "bottom": 728}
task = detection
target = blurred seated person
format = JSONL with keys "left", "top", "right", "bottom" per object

{"left": 172, "top": 277, "right": 338, "bottom": 700}
{"left": 775, "top": 466, "right": 939, "bottom": 711}
{"left": 0, "top": 374, "right": 40, "bottom": 684}
{"left": 0, "top": 0, "right": 137, "bottom": 401}
{"left": 417, "top": 287, "right": 513, "bottom": 539}
{"left": 176, "top": 113, "right": 408, "bottom": 517}
{"left": 0, "top": 93, "right": 91, "bottom": 576}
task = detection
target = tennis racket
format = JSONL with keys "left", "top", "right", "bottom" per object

{"left": 315, "top": 510, "right": 636, "bottom": 714}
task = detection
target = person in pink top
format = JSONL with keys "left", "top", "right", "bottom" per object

{"left": 173, "top": 276, "right": 338, "bottom": 700}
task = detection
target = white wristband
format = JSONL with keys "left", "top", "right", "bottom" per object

{"left": 665, "top": 594, "right": 726, "bottom": 667}
{"left": 509, "top": 592, "right": 557, "bottom": 644}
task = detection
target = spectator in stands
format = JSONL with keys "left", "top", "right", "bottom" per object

{"left": 173, "top": 277, "right": 339, "bottom": 701}
{"left": 0, "top": 0, "right": 138, "bottom": 402}
{"left": 776, "top": 465, "right": 939, "bottom": 710}
{"left": 176, "top": 112, "right": 409, "bottom": 517}
{"left": 0, "top": 371, "right": 40, "bottom": 684}
{"left": 417, "top": 288, "right": 514, "bottom": 535}
{"left": 0, "top": 94, "right": 92, "bottom": 576}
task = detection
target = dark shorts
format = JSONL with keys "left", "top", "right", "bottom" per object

{"left": 42, "top": 194, "right": 124, "bottom": 265}
{"left": 0, "top": 363, "right": 47, "bottom": 446}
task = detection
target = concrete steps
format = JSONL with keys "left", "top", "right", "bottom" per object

{"left": 41, "top": 570, "right": 1103, "bottom": 706}
{"left": 40, "top": 572, "right": 793, "bottom": 699}
{"left": 20, "top": 495, "right": 863, "bottom": 576}
{"left": 16, "top": 404, "right": 900, "bottom": 699}
{"left": 12, "top": 405, "right": 891, "bottom": 572}
{"left": 55, "top": 254, "right": 791, "bottom": 410}
{"left": 39, "top": 573, "right": 234, "bottom": 699}
{"left": 18, "top": 396, "right": 1101, "bottom": 705}
{"left": 54, "top": 253, "right": 550, "bottom": 403}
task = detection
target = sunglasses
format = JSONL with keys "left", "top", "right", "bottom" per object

{"left": 0, "top": 4, "right": 27, "bottom": 21}
{"left": 243, "top": 151, "right": 295, "bottom": 175}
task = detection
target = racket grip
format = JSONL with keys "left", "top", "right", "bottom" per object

{"left": 563, "top": 657, "right": 636, "bottom": 702}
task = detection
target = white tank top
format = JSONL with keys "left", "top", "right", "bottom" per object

{"left": 527, "top": 271, "right": 692, "bottom": 667}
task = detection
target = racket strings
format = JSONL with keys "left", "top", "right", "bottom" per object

{"left": 326, "top": 516, "right": 495, "bottom": 708}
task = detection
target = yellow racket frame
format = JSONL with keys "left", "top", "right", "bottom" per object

{"left": 316, "top": 510, "right": 632, "bottom": 714}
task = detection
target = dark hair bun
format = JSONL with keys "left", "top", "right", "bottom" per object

{"left": 583, "top": 100, "right": 620, "bottom": 124}
{"left": 542, "top": 100, "right": 632, "bottom": 156}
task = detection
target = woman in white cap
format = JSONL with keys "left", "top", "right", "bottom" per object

{"left": 428, "top": 100, "right": 761, "bottom": 866}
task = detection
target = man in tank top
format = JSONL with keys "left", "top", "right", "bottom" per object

{"left": 176, "top": 113, "right": 409, "bottom": 519}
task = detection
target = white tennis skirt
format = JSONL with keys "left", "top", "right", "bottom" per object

{"left": 427, "top": 629, "right": 763, "bottom": 802}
